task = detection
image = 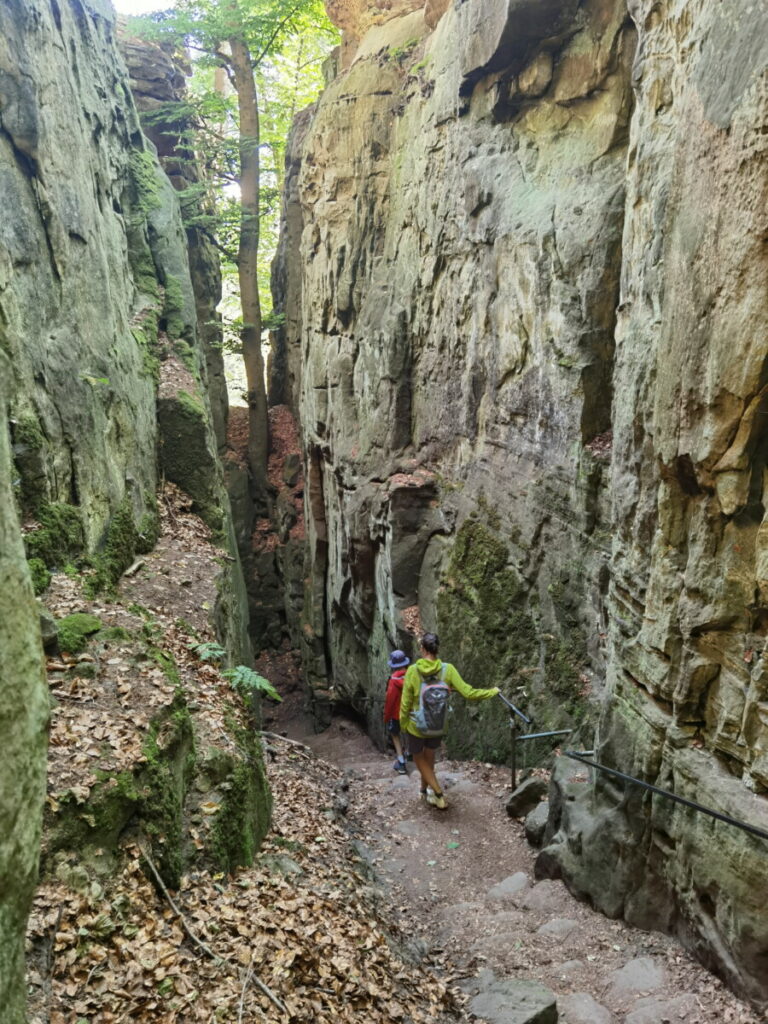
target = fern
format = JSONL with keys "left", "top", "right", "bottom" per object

{"left": 222, "top": 665, "right": 282, "bottom": 703}
{"left": 189, "top": 641, "right": 226, "bottom": 662}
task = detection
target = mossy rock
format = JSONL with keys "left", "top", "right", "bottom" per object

{"left": 199, "top": 733, "right": 272, "bottom": 875}
{"left": 43, "top": 696, "right": 195, "bottom": 889}
{"left": 28, "top": 557, "right": 51, "bottom": 595}
{"left": 438, "top": 520, "right": 536, "bottom": 763}
{"left": 157, "top": 391, "right": 223, "bottom": 532}
{"left": 162, "top": 276, "right": 187, "bottom": 342}
{"left": 56, "top": 613, "right": 102, "bottom": 654}
{"left": 85, "top": 497, "right": 158, "bottom": 595}
{"left": 24, "top": 502, "right": 85, "bottom": 568}
{"left": 11, "top": 413, "right": 48, "bottom": 512}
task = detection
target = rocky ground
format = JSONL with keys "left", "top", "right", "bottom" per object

{"left": 274, "top": 698, "right": 765, "bottom": 1024}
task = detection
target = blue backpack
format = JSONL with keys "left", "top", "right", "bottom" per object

{"left": 410, "top": 664, "right": 451, "bottom": 736}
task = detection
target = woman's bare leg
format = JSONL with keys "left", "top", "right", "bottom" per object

{"left": 413, "top": 748, "right": 442, "bottom": 795}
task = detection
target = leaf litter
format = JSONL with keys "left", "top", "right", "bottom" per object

{"left": 26, "top": 484, "right": 469, "bottom": 1023}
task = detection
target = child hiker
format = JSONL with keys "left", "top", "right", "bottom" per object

{"left": 384, "top": 649, "right": 410, "bottom": 774}
{"left": 400, "top": 632, "right": 499, "bottom": 809}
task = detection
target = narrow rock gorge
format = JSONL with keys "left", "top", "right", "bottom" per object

{"left": 270, "top": 0, "right": 768, "bottom": 1007}
{"left": 0, "top": 0, "right": 767, "bottom": 1018}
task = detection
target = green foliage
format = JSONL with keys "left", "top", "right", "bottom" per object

{"left": 57, "top": 613, "right": 102, "bottom": 655}
{"left": 189, "top": 640, "right": 226, "bottom": 662}
{"left": 28, "top": 557, "right": 51, "bottom": 595}
{"left": 223, "top": 665, "right": 281, "bottom": 703}
{"left": 388, "top": 37, "right": 419, "bottom": 63}
{"left": 128, "top": 0, "right": 338, "bottom": 328}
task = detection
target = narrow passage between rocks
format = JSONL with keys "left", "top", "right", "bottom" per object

{"left": 273, "top": 700, "right": 763, "bottom": 1024}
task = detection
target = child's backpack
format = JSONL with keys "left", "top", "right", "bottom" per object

{"left": 410, "top": 664, "right": 451, "bottom": 736}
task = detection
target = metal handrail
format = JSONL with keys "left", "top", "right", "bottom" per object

{"left": 497, "top": 691, "right": 532, "bottom": 724}
{"left": 564, "top": 750, "right": 768, "bottom": 843}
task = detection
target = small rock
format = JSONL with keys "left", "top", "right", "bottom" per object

{"left": 521, "top": 880, "right": 563, "bottom": 913}
{"left": 282, "top": 452, "right": 302, "bottom": 487}
{"left": 506, "top": 777, "right": 549, "bottom": 818}
{"left": 470, "top": 975, "right": 557, "bottom": 1024}
{"left": 525, "top": 800, "right": 550, "bottom": 846}
{"left": 625, "top": 993, "right": 698, "bottom": 1024}
{"left": 38, "top": 604, "right": 58, "bottom": 650}
{"left": 558, "top": 991, "right": 615, "bottom": 1024}
{"left": 486, "top": 871, "right": 531, "bottom": 901}
{"left": 536, "top": 917, "right": 578, "bottom": 938}
{"left": 607, "top": 957, "right": 666, "bottom": 999}
{"left": 555, "top": 959, "right": 584, "bottom": 976}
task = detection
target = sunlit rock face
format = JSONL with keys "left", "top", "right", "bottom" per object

{"left": 539, "top": 0, "right": 768, "bottom": 1008}
{"left": 272, "top": 0, "right": 768, "bottom": 1004}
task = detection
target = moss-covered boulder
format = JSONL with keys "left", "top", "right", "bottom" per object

{"left": 56, "top": 613, "right": 102, "bottom": 655}
{"left": 157, "top": 388, "right": 223, "bottom": 532}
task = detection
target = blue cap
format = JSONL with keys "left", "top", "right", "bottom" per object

{"left": 388, "top": 650, "right": 410, "bottom": 669}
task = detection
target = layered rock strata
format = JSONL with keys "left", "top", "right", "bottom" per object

{"left": 272, "top": 0, "right": 768, "bottom": 1004}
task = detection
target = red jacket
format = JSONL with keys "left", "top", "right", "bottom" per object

{"left": 383, "top": 668, "right": 407, "bottom": 721}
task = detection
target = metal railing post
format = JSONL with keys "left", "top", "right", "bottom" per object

{"left": 511, "top": 719, "right": 518, "bottom": 791}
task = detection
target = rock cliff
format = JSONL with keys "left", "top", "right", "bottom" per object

{"left": 0, "top": 3, "right": 270, "bottom": 1008}
{"left": 271, "top": 0, "right": 768, "bottom": 1005}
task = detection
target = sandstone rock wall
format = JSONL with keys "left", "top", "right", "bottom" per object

{"left": 539, "top": 0, "right": 768, "bottom": 1007}
{"left": 273, "top": 0, "right": 768, "bottom": 1003}
{"left": 0, "top": 353, "right": 48, "bottom": 1022}
{"left": 276, "top": 0, "right": 632, "bottom": 735}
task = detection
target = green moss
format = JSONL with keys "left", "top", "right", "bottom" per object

{"left": 85, "top": 499, "right": 141, "bottom": 596}
{"left": 137, "top": 505, "right": 160, "bottom": 554}
{"left": 139, "top": 697, "right": 195, "bottom": 888}
{"left": 28, "top": 557, "right": 51, "bottom": 595}
{"left": 99, "top": 626, "right": 132, "bottom": 642}
{"left": 56, "top": 613, "right": 102, "bottom": 654}
{"left": 148, "top": 646, "right": 182, "bottom": 688}
{"left": 163, "top": 276, "right": 187, "bottom": 341}
{"left": 205, "top": 732, "right": 272, "bottom": 874}
{"left": 388, "top": 37, "right": 419, "bottom": 63}
{"left": 157, "top": 392, "right": 223, "bottom": 532}
{"left": 178, "top": 389, "right": 205, "bottom": 416}
{"left": 131, "top": 325, "right": 160, "bottom": 382}
{"left": 43, "top": 700, "right": 195, "bottom": 887}
{"left": 129, "top": 150, "right": 162, "bottom": 215}
{"left": 13, "top": 415, "right": 44, "bottom": 449}
{"left": 438, "top": 521, "right": 536, "bottom": 763}
{"left": 11, "top": 412, "right": 47, "bottom": 510}
{"left": 24, "top": 502, "right": 85, "bottom": 568}
{"left": 128, "top": 238, "right": 160, "bottom": 300}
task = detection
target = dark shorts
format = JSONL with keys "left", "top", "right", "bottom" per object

{"left": 406, "top": 733, "right": 441, "bottom": 754}
{"left": 386, "top": 719, "right": 401, "bottom": 736}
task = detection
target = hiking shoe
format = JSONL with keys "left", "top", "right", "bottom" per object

{"left": 393, "top": 759, "right": 407, "bottom": 775}
{"left": 426, "top": 789, "right": 447, "bottom": 810}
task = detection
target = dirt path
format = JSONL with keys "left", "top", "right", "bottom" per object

{"left": 274, "top": 704, "right": 762, "bottom": 1024}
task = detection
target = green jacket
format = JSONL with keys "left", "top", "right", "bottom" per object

{"left": 399, "top": 657, "right": 499, "bottom": 737}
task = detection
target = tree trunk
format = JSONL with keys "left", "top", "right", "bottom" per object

{"left": 229, "top": 33, "right": 268, "bottom": 504}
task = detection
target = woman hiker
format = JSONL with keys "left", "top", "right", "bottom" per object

{"left": 399, "top": 632, "right": 499, "bottom": 809}
{"left": 383, "top": 649, "right": 410, "bottom": 774}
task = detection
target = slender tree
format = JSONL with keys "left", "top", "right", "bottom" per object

{"left": 135, "top": 0, "right": 334, "bottom": 501}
